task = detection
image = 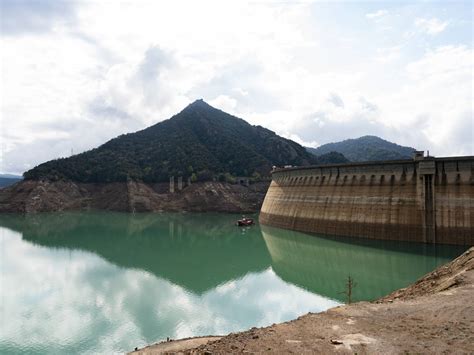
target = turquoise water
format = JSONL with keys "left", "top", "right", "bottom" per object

{"left": 0, "top": 212, "right": 466, "bottom": 354}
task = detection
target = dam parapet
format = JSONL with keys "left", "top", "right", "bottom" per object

{"left": 260, "top": 154, "right": 473, "bottom": 245}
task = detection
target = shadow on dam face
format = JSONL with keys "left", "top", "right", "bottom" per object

{"left": 260, "top": 225, "right": 467, "bottom": 302}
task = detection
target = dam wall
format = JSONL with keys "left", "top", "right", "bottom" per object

{"left": 260, "top": 155, "right": 474, "bottom": 245}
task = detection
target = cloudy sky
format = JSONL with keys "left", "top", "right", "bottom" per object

{"left": 0, "top": 0, "right": 472, "bottom": 175}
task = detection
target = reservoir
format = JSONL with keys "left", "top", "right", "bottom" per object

{"left": 0, "top": 212, "right": 466, "bottom": 354}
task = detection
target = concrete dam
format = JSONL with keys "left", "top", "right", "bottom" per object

{"left": 260, "top": 154, "right": 474, "bottom": 246}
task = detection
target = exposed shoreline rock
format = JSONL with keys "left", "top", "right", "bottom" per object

{"left": 0, "top": 180, "right": 269, "bottom": 213}
{"left": 130, "top": 247, "right": 474, "bottom": 354}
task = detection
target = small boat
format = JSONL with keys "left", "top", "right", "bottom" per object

{"left": 236, "top": 217, "right": 254, "bottom": 226}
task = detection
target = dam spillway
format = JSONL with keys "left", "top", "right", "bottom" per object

{"left": 260, "top": 155, "right": 474, "bottom": 245}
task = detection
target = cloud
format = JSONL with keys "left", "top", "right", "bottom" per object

{"left": 134, "top": 46, "right": 176, "bottom": 108}
{"left": 358, "top": 97, "right": 378, "bottom": 113}
{"left": 88, "top": 97, "right": 133, "bottom": 121}
{"left": 0, "top": 0, "right": 77, "bottom": 35}
{"left": 358, "top": 45, "right": 472, "bottom": 155}
{"left": 327, "top": 93, "right": 345, "bottom": 108}
{"left": 366, "top": 10, "right": 388, "bottom": 20}
{"left": 0, "top": 1, "right": 472, "bottom": 174}
{"left": 187, "top": 55, "right": 285, "bottom": 114}
{"left": 95, "top": 45, "right": 193, "bottom": 125}
{"left": 285, "top": 133, "right": 320, "bottom": 148}
{"left": 375, "top": 45, "right": 402, "bottom": 63}
{"left": 1, "top": 226, "right": 340, "bottom": 353}
{"left": 405, "top": 45, "right": 470, "bottom": 79}
{"left": 286, "top": 95, "right": 395, "bottom": 149}
{"left": 414, "top": 17, "right": 448, "bottom": 35}
{"left": 209, "top": 95, "right": 238, "bottom": 113}
{"left": 303, "top": 45, "right": 471, "bottom": 156}
{"left": 257, "top": 45, "right": 472, "bottom": 156}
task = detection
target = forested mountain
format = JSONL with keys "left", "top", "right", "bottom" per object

{"left": 307, "top": 136, "right": 415, "bottom": 162}
{"left": 24, "top": 100, "right": 342, "bottom": 183}
{"left": 313, "top": 151, "right": 349, "bottom": 164}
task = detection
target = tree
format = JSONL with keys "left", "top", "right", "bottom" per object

{"left": 340, "top": 276, "right": 357, "bottom": 304}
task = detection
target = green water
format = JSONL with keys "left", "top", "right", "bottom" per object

{"left": 0, "top": 212, "right": 466, "bottom": 354}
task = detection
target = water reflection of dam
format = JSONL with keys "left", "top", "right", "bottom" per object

{"left": 261, "top": 225, "right": 465, "bottom": 302}
{"left": 0, "top": 213, "right": 465, "bottom": 302}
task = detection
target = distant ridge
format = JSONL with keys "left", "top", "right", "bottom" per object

{"left": 0, "top": 175, "right": 22, "bottom": 189}
{"left": 24, "top": 100, "right": 344, "bottom": 183}
{"left": 307, "top": 135, "right": 415, "bottom": 162}
{"left": 0, "top": 174, "right": 23, "bottom": 179}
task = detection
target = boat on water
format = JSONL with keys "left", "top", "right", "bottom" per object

{"left": 236, "top": 217, "right": 254, "bottom": 226}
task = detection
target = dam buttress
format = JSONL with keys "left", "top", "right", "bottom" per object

{"left": 260, "top": 154, "right": 474, "bottom": 246}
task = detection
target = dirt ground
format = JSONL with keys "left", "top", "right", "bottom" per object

{"left": 130, "top": 337, "right": 222, "bottom": 354}
{"left": 131, "top": 247, "right": 474, "bottom": 354}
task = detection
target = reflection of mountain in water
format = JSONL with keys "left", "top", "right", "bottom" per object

{"left": 261, "top": 225, "right": 465, "bottom": 302}
{"left": 0, "top": 212, "right": 272, "bottom": 294}
{"left": 0, "top": 213, "right": 465, "bottom": 302}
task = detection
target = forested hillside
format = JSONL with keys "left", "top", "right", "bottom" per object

{"left": 307, "top": 136, "right": 415, "bottom": 162}
{"left": 24, "top": 100, "right": 342, "bottom": 183}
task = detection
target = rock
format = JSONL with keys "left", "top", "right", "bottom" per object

{"left": 0, "top": 180, "right": 270, "bottom": 213}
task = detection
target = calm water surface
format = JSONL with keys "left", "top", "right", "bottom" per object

{"left": 0, "top": 212, "right": 466, "bottom": 354}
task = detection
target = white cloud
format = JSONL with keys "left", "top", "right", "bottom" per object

{"left": 327, "top": 93, "right": 345, "bottom": 108}
{"left": 415, "top": 17, "right": 448, "bottom": 35}
{"left": 0, "top": 0, "right": 77, "bottom": 35}
{"left": 0, "top": 0, "right": 316, "bottom": 174}
{"left": 366, "top": 10, "right": 388, "bottom": 20}
{"left": 375, "top": 45, "right": 402, "bottom": 63}
{"left": 405, "top": 45, "right": 471, "bottom": 79}
{"left": 285, "top": 133, "right": 320, "bottom": 148}
{"left": 266, "top": 44, "right": 472, "bottom": 156}
{"left": 0, "top": 1, "right": 472, "bottom": 174}
{"left": 209, "top": 95, "right": 238, "bottom": 114}
{"left": 0, "top": 225, "right": 340, "bottom": 353}
{"left": 398, "top": 45, "right": 473, "bottom": 154}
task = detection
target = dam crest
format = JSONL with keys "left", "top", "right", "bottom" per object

{"left": 260, "top": 153, "right": 473, "bottom": 245}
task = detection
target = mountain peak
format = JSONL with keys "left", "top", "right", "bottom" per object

{"left": 186, "top": 98, "right": 212, "bottom": 109}
{"left": 23, "top": 102, "right": 319, "bottom": 183}
{"left": 178, "top": 99, "right": 217, "bottom": 117}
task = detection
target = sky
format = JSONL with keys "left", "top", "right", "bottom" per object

{"left": 0, "top": 0, "right": 472, "bottom": 175}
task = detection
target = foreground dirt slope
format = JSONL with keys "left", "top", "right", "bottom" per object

{"left": 132, "top": 247, "right": 474, "bottom": 354}
{"left": 0, "top": 180, "right": 269, "bottom": 213}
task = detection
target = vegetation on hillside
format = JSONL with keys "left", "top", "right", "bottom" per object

{"left": 24, "top": 100, "right": 343, "bottom": 183}
{"left": 313, "top": 151, "right": 349, "bottom": 164}
{"left": 307, "top": 135, "right": 415, "bottom": 162}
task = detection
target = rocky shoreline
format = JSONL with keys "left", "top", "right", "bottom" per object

{"left": 131, "top": 247, "right": 474, "bottom": 354}
{"left": 0, "top": 180, "right": 269, "bottom": 213}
